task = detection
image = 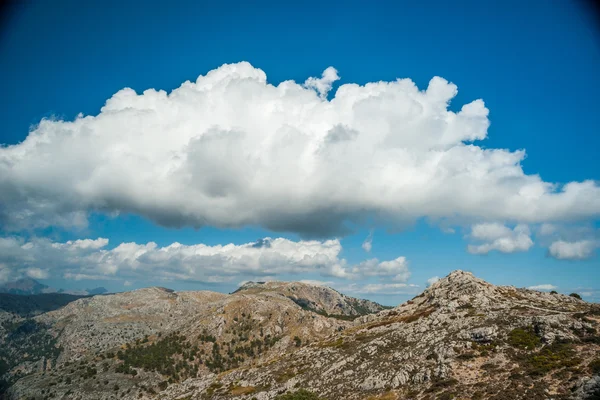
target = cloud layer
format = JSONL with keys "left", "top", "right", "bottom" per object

{"left": 0, "top": 236, "right": 411, "bottom": 286}
{"left": 1, "top": 62, "right": 599, "bottom": 236}
{"left": 527, "top": 284, "right": 557, "bottom": 291}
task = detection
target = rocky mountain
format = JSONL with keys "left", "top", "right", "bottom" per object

{"left": 234, "top": 280, "right": 389, "bottom": 317}
{"left": 0, "top": 278, "right": 108, "bottom": 297}
{"left": 1, "top": 271, "right": 599, "bottom": 400}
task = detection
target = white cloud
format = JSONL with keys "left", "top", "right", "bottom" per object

{"left": 0, "top": 236, "right": 410, "bottom": 284}
{"left": 26, "top": 267, "right": 49, "bottom": 280}
{"left": 303, "top": 66, "right": 340, "bottom": 99}
{"left": 349, "top": 256, "right": 410, "bottom": 282}
{"left": 548, "top": 240, "right": 597, "bottom": 260}
{"left": 362, "top": 231, "right": 373, "bottom": 252}
{"left": 342, "top": 282, "right": 420, "bottom": 295}
{"left": 467, "top": 223, "right": 533, "bottom": 254}
{"left": 426, "top": 276, "right": 440, "bottom": 286}
{"left": 299, "top": 279, "right": 334, "bottom": 287}
{"left": 1, "top": 62, "right": 599, "bottom": 236}
{"left": 52, "top": 238, "right": 109, "bottom": 250}
{"left": 527, "top": 284, "right": 557, "bottom": 291}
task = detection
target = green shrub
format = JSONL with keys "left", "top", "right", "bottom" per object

{"left": 507, "top": 327, "right": 541, "bottom": 350}
{"left": 525, "top": 342, "right": 580, "bottom": 376}
{"left": 589, "top": 359, "right": 600, "bottom": 374}
{"left": 569, "top": 293, "right": 582, "bottom": 300}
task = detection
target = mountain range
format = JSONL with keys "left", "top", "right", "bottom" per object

{"left": 0, "top": 277, "right": 107, "bottom": 296}
{"left": 0, "top": 271, "right": 599, "bottom": 399}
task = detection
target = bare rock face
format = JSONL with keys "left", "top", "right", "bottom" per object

{"left": 234, "top": 280, "right": 387, "bottom": 316}
{"left": 2, "top": 271, "right": 599, "bottom": 400}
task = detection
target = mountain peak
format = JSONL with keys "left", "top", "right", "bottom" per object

{"left": 0, "top": 277, "right": 49, "bottom": 295}
{"left": 427, "top": 269, "right": 491, "bottom": 293}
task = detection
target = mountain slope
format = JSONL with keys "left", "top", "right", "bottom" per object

{"left": 3, "top": 272, "right": 600, "bottom": 400}
{"left": 234, "top": 280, "right": 389, "bottom": 317}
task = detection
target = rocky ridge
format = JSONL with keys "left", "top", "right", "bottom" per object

{"left": 2, "top": 271, "right": 599, "bottom": 400}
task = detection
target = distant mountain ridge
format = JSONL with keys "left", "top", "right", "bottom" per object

{"left": 0, "top": 277, "right": 49, "bottom": 295}
{"left": 0, "top": 277, "right": 108, "bottom": 296}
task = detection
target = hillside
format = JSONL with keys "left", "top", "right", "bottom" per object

{"left": 2, "top": 272, "right": 599, "bottom": 399}
{"left": 0, "top": 292, "right": 88, "bottom": 317}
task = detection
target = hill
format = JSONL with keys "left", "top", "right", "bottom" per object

{"left": 2, "top": 272, "right": 599, "bottom": 399}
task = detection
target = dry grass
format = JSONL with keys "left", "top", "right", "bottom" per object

{"left": 229, "top": 385, "right": 256, "bottom": 395}
{"left": 364, "top": 391, "right": 399, "bottom": 400}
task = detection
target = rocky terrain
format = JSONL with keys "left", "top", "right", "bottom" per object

{"left": 1, "top": 271, "right": 599, "bottom": 399}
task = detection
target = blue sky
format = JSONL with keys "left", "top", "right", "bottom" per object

{"left": 0, "top": 0, "right": 599, "bottom": 305}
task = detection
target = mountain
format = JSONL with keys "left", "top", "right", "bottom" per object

{"left": 0, "top": 277, "right": 108, "bottom": 296}
{"left": 86, "top": 287, "right": 108, "bottom": 295}
{"left": 1, "top": 272, "right": 599, "bottom": 399}
{"left": 0, "top": 278, "right": 49, "bottom": 295}
{"left": 234, "top": 280, "right": 389, "bottom": 317}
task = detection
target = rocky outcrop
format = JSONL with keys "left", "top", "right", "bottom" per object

{"left": 234, "top": 280, "right": 387, "bottom": 316}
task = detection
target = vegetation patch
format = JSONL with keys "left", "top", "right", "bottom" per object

{"left": 365, "top": 391, "right": 398, "bottom": 400}
{"left": 507, "top": 327, "right": 541, "bottom": 350}
{"left": 588, "top": 359, "right": 600, "bottom": 374}
{"left": 0, "top": 293, "right": 87, "bottom": 317}
{"left": 424, "top": 378, "right": 458, "bottom": 393}
{"left": 229, "top": 385, "right": 256, "bottom": 395}
{"left": 0, "top": 319, "right": 62, "bottom": 394}
{"left": 523, "top": 341, "right": 581, "bottom": 376}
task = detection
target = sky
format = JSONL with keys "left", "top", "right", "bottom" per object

{"left": 0, "top": 0, "right": 599, "bottom": 305}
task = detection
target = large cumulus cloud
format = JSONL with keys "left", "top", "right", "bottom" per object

{"left": 1, "top": 62, "right": 599, "bottom": 235}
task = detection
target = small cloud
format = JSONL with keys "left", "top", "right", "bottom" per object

{"left": 527, "top": 284, "right": 557, "bottom": 291}
{"left": 548, "top": 240, "right": 597, "bottom": 260}
{"left": 362, "top": 231, "right": 373, "bottom": 253}
{"left": 123, "top": 281, "right": 132, "bottom": 287}
{"left": 351, "top": 256, "right": 410, "bottom": 282}
{"left": 26, "top": 268, "right": 49, "bottom": 280}
{"left": 304, "top": 66, "right": 340, "bottom": 99}
{"left": 467, "top": 223, "right": 533, "bottom": 255}
{"left": 426, "top": 276, "right": 440, "bottom": 287}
